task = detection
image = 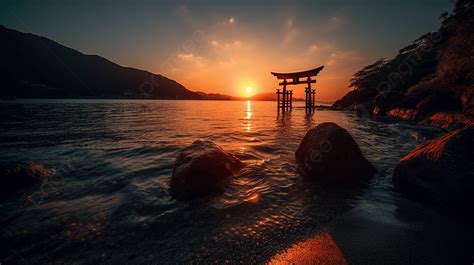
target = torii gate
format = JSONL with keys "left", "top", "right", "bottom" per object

{"left": 271, "top": 66, "right": 324, "bottom": 112}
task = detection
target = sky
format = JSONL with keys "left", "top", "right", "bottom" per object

{"left": 0, "top": 0, "right": 452, "bottom": 101}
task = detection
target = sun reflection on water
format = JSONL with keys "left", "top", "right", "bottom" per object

{"left": 245, "top": 100, "right": 252, "bottom": 132}
{"left": 268, "top": 232, "right": 348, "bottom": 265}
{"left": 245, "top": 193, "right": 260, "bottom": 204}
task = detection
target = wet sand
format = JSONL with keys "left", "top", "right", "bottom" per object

{"left": 269, "top": 199, "right": 473, "bottom": 265}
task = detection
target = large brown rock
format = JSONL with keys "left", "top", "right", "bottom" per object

{"left": 169, "top": 140, "right": 244, "bottom": 200}
{"left": 393, "top": 126, "right": 474, "bottom": 212}
{"left": 295, "top": 123, "right": 376, "bottom": 184}
{"left": 0, "top": 161, "right": 50, "bottom": 200}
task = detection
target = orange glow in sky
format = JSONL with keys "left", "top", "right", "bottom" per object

{"left": 2, "top": 2, "right": 450, "bottom": 102}
{"left": 139, "top": 3, "right": 448, "bottom": 102}
{"left": 157, "top": 15, "right": 368, "bottom": 102}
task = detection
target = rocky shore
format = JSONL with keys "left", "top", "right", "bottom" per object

{"left": 168, "top": 123, "right": 472, "bottom": 219}
{"left": 393, "top": 126, "right": 474, "bottom": 215}
{"left": 327, "top": 0, "right": 474, "bottom": 218}
{"left": 331, "top": 0, "right": 474, "bottom": 131}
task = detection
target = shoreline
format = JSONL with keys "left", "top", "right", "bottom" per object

{"left": 270, "top": 204, "right": 474, "bottom": 265}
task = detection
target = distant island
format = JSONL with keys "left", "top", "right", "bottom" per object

{"left": 196, "top": 91, "right": 309, "bottom": 102}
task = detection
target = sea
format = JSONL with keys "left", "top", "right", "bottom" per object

{"left": 0, "top": 99, "right": 472, "bottom": 264}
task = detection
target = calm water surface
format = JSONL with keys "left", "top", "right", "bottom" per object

{"left": 0, "top": 99, "right": 465, "bottom": 264}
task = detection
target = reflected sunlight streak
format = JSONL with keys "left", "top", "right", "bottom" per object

{"left": 245, "top": 193, "right": 260, "bottom": 204}
{"left": 268, "top": 232, "right": 348, "bottom": 265}
{"left": 245, "top": 100, "right": 252, "bottom": 132}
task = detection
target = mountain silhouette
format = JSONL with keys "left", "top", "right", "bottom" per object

{"left": 0, "top": 25, "right": 200, "bottom": 99}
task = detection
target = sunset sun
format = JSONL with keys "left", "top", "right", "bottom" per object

{"left": 245, "top": 86, "right": 253, "bottom": 97}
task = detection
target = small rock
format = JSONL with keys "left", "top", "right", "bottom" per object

{"left": 353, "top": 104, "right": 370, "bottom": 115}
{"left": 169, "top": 140, "right": 243, "bottom": 200}
{"left": 0, "top": 161, "right": 50, "bottom": 199}
{"left": 386, "top": 108, "right": 419, "bottom": 121}
{"left": 372, "top": 106, "right": 383, "bottom": 116}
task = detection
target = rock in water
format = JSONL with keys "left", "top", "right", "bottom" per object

{"left": 295, "top": 122, "right": 376, "bottom": 184}
{"left": 170, "top": 140, "right": 244, "bottom": 200}
{"left": 393, "top": 126, "right": 474, "bottom": 213}
{"left": 0, "top": 161, "right": 50, "bottom": 199}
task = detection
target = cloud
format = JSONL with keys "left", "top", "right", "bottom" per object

{"left": 177, "top": 53, "right": 205, "bottom": 68}
{"left": 326, "top": 51, "right": 364, "bottom": 66}
{"left": 178, "top": 52, "right": 202, "bottom": 61}
{"left": 175, "top": 5, "right": 190, "bottom": 18}
{"left": 168, "top": 52, "right": 207, "bottom": 75}
{"left": 218, "top": 58, "right": 237, "bottom": 66}
{"left": 308, "top": 43, "right": 334, "bottom": 54}
{"left": 283, "top": 18, "right": 301, "bottom": 45}
{"left": 328, "top": 16, "right": 343, "bottom": 29}
{"left": 283, "top": 28, "right": 301, "bottom": 45}
{"left": 232, "top": 40, "right": 241, "bottom": 48}
{"left": 209, "top": 39, "right": 246, "bottom": 50}
{"left": 210, "top": 40, "right": 219, "bottom": 47}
